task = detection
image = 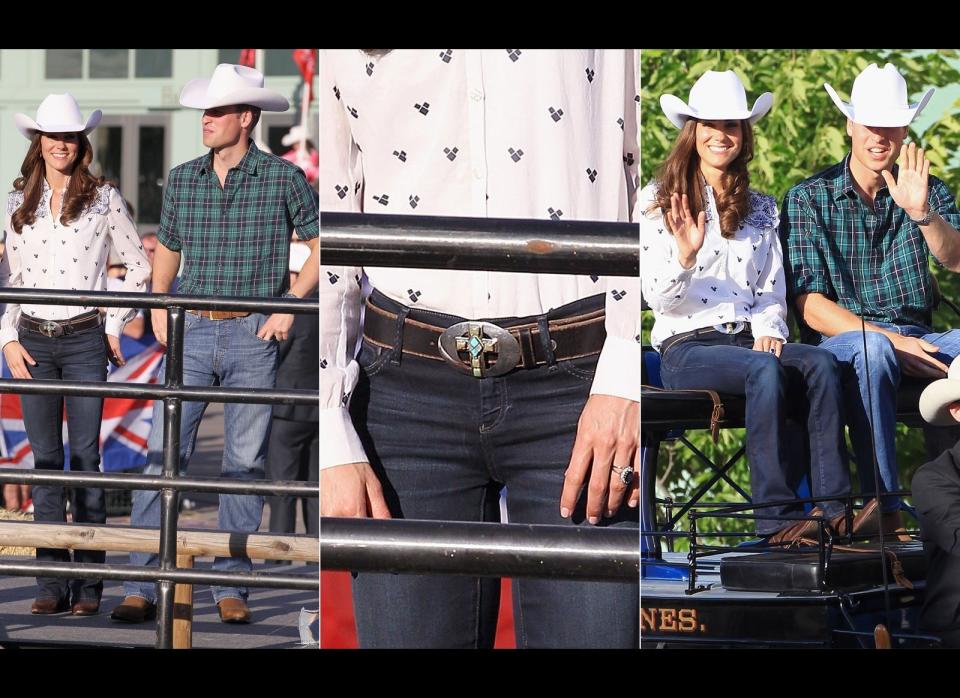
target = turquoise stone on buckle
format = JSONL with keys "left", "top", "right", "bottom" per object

{"left": 456, "top": 324, "right": 499, "bottom": 378}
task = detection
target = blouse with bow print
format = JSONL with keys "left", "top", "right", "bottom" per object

{"left": 641, "top": 182, "right": 787, "bottom": 350}
{"left": 0, "top": 182, "right": 151, "bottom": 348}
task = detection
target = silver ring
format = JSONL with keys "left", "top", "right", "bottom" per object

{"left": 769, "top": 347, "right": 777, "bottom": 354}
{"left": 611, "top": 465, "right": 634, "bottom": 487}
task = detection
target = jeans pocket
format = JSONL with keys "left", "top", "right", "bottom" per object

{"left": 556, "top": 354, "right": 597, "bottom": 383}
{"left": 356, "top": 339, "right": 392, "bottom": 377}
{"left": 239, "top": 313, "right": 277, "bottom": 345}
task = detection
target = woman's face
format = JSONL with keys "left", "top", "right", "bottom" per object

{"left": 40, "top": 132, "right": 80, "bottom": 178}
{"left": 695, "top": 119, "right": 743, "bottom": 174}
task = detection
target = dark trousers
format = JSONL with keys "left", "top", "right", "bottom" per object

{"left": 348, "top": 293, "right": 639, "bottom": 649}
{"left": 19, "top": 325, "right": 107, "bottom": 603}
{"left": 266, "top": 418, "right": 318, "bottom": 536}
{"left": 658, "top": 333, "right": 851, "bottom": 535}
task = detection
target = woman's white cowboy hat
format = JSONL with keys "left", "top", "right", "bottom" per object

{"left": 14, "top": 93, "right": 102, "bottom": 140}
{"left": 180, "top": 64, "right": 289, "bottom": 112}
{"left": 660, "top": 70, "right": 773, "bottom": 129}
{"left": 920, "top": 359, "right": 960, "bottom": 426}
{"left": 823, "top": 63, "right": 935, "bottom": 128}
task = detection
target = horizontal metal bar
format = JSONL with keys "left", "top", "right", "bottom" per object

{"left": 321, "top": 518, "right": 639, "bottom": 582}
{"left": 0, "top": 288, "right": 318, "bottom": 314}
{"left": 0, "top": 468, "right": 317, "bottom": 497}
{"left": 0, "top": 560, "right": 317, "bottom": 590}
{"left": 0, "top": 378, "right": 317, "bottom": 406}
{"left": 321, "top": 212, "right": 639, "bottom": 276}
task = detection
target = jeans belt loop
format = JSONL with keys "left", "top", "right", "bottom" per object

{"left": 390, "top": 305, "right": 411, "bottom": 367}
{"left": 537, "top": 316, "right": 556, "bottom": 367}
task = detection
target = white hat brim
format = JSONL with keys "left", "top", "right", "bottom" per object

{"left": 14, "top": 109, "right": 102, "bottom": 141}
{"left": 920, "top": 359, "right": 960, "bottom": 425}
{"left": 179, "top": 78, "right": 289, "bottom": 112}
{"left": 824, "top": 83, "right": 935, "bottom": 127}
{"left": 659, "top": 92, "right": 773, "bottom": 129}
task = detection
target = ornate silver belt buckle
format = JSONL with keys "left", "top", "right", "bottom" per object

{"left": 438, "top": 321, "right": 522, "bottom": 378}
{"left": 39, "top": 320, "right": 63, "bottom": 338}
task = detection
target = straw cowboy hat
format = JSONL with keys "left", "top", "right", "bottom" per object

{"left": 14, "top": 93, "right": 101, "bottom": 140}
{"left": 920, "top": 360, "right": 960, "bottom": 426}
{"left": 180, "top": 64, "right": 289, "bottom": 112}
{"left": 824, "top": 63, "right": 935, "bottom": 128}
{"left": 659, "top": 70, "right": 773, "bottom": 129}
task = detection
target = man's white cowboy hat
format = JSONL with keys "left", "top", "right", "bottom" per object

{"left": 180, "top": 64, "right": 289, "bottom": 112}
{"left": 14, "top": 93, "right": 102, "bottom": 140}
{"left": 660, "top": 70, "right": 773, "bottom": 129}
{"left": 823, "top": 63, "right": 935, "bottom": 128}
{"left": 920, "top": 360, "right": 960, "bottom": 426}
{"left": 281, "top": 125, "right": 312, "bottom": 147}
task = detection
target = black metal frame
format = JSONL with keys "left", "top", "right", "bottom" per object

{"left": 0, "top": 288, "right": 318, "bottom": 649}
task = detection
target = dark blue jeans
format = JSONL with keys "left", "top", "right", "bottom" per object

{"left": 348, "top": 294, "right": 639, "bottom": 649}
{"left": 658, "top": 333, "right": 851, "bottom": 535}
{"left": 19, "top": 323, "right": 107, "bottom": 603}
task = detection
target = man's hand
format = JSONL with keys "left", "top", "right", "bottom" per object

{"left": 753, "top": 335, "right": 783, "bottom": 357}
{"left": 561, "top": 395, "right": 639, "bottom": 523}
{"left": 257, "top": 313, "right": 294, "bottom": 342}
{"left": 105, "top": 333, "right": 125, "bottom": 367}
{"left": 665, "top": 192, "right": 707, "bottom": 269}
{"left": 882, "top": 142, "right": 931, "bottom": 221}
{"left": 890, "top": 333, "right": 948, "bottom": 378}
{"left": 320, "top": 461, "right": 392, "bottom": 519}
{"left": 2, "top": 342, "right": 36, "bottom": 380}
{"left": 151, "top": 308, "right": 168, "bottom": 346}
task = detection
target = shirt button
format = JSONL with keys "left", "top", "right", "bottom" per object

{"left": 470, "top": 89, "right": 484, "bottom": 102}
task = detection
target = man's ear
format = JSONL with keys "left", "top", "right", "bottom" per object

{"left": 240, "top": 108, "right": 255, "bottom": 130}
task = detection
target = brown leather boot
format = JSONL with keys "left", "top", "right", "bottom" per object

{"left": 110, "top": 596, "right": 157, "bottom": 623}
{"left": 217, "top": 598, "right": 252, "bottom": 624}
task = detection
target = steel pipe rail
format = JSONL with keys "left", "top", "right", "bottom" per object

{"left": 0, "top": 560, "right": 317, "bottom": 591}
{"left": 321, "top": 518, "right": 640, "bottom": 582}
{"left": 320, "top": 212, "right": 639, "bottom": 276}
{"left": 0, "top": 468, "right": 316, "bottom": 497}
{"left": 0, "top": 288, "right": 318, "bottom": 314}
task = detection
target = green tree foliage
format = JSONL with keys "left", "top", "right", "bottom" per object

{"left": 642, "top": 49, "right": 960, "bottom": 546}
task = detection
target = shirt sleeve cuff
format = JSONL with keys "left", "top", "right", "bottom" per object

{"left": 0, "top": 326, "right": 18, "bottom": 349}
{"left": 104, "top": 315, "right": 126, "bottom": 338}
{"left": 590, "top": 334, "right": 642, "bottom": 402}
{"left": 319, "top": 406, "right": 368, "bottom": 470}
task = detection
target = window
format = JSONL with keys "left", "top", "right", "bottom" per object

{"left": 217, "top": 49, "right": 305, "bottom": 76}
{"left": 45, "top": 49, "right": 82, "bottom": 79}
{"left": 90, "top": 49, "right": 129, "bottom": 79}
{"left": 135, "top": 49, "right": 172, "bottom": 78}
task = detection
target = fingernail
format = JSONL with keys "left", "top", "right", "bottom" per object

{"left": 588, "top": 516, "right": 599, "bottom": 525}
{"left": 606, "top": 509, "right": 614, "bottom": 518}
{"left": 560, "top": 507, "right": 570, "bottom": 518}
{"left": 628, "top": 500, "right": 638, "bottom": 508}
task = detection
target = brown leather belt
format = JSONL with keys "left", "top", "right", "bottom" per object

{"left": 187, "top": 310, "right": 251, "bottom": 320}
{"left": 363, "top": 299, "right": 606, "bottom": 378}
{"left": 19, "top": 311, "right": 102, "bottom": 338}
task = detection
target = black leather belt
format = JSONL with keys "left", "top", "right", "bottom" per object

{"left": 363, "top": 299, "right": 606, "bottom": 378}
{"left": 658, "top": 321, "right": 753, "bottom": 356}
{"left": 19, "top": 311, "right": 102, "bottom": 338}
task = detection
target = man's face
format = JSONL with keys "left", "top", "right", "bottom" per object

{"left": 201, "top": 105, "right": 250, "bottom": 149}
{"left": 847, "top": 119, "right": 909, "bottom": 175}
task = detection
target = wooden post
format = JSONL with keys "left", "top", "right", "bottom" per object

{"left": 173, "top": 554, "right": 194, "bottom": 649}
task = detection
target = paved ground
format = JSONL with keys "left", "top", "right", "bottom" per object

{"left": 0, "top": 404, "right": 319, "bottom": 649}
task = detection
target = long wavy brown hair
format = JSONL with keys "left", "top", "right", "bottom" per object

{"left": 650, "top": 119, "right": 754, "bottom": 240}
{"left": 10, "top": 132, "right": 105, "bottom": 234}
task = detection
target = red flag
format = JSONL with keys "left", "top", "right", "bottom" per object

{"left": 293, "top": 49, "right": 317, "bottom": 102}
{"left": 239, "top": 49, "right": 257, "bottom": 68}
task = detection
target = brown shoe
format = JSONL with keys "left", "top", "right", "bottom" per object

{"left": 767, "top": 508, "right": 824, "bottom": 545}
{"left": 217, "top": 598, "right": 252, "bottom": 624}
{"left": 31, "top": 597, "right": 69, "bottom": 615}
{"left": 110, "top": 596, "right": 157, "bottom": 623}
{"left": 71, "top": 599, "right": 100, "bottom": 616}
{"left": 850, "top": 499, "right": 881, "bottom": 537}
{"left": 879, "top": 510, "right": 913, "bottom": 542}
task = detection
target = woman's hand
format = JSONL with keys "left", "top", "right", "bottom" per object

{"left": 665, "top": 192, "right": 706, "bottom": 269}
{"left": 753, "top": 335, "right": 783, "bottom": 358}
{"left": 105, "top": 333, "right": 125, "bottom": 367}
{"left": 2, "top": 342, "right": 36, "bottom": 380}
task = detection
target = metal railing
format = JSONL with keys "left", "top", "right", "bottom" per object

{"left": 0, "top": 287, "right": 319, "bottom": 649}
{"left": 319, "top": 212, "right": 640, "bottom": 581}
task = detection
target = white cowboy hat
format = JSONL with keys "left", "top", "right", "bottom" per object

{"left": 289, "top": 241, "right": 311, "bottom": 273}
{"left": 14, "top": 93, "right": 102, "bottom": 140}
{"left": 180, "top": 64, "right": 289, "bottom": 112}
{"left": 824, "top": 63, "right": 935, "bottom": 128}
{"left": 660, "top": 70, "right": 773, "bottom": 130}
{"left": 920, "top": 359, "right": 960, "bottom": 426}
{"left": 281, "top": 125, "right": 312, "bottom": 147}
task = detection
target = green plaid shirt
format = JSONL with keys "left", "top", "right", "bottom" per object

{"left": 157, "top": 142, "right": 319, "bottom": 298}
{"left": 780, "top": 155, "right": 960, "bottom": 343}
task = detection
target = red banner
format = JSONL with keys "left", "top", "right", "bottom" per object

{"left": 293, "top": 49, "right": 317, "bottom": 102}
